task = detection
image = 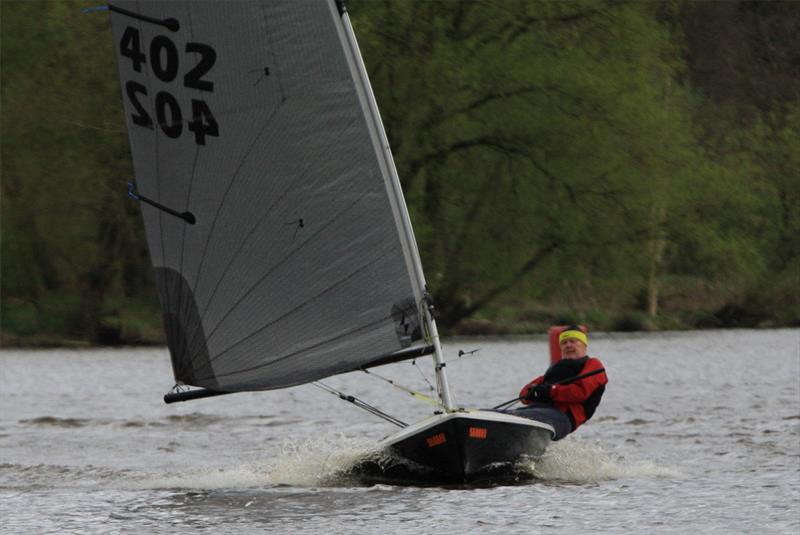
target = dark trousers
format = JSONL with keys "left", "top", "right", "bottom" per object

{"left": 501, "top": 404, "right": 573, "bottom": 440}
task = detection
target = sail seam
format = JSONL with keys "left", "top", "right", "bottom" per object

{"left": 198, "top": 313, "right": 394, "bottom": 383}
{"left": 204, "top": 248, "right": 394, "bottom": 366}
{"left": 127, "top": 0, "right": 175, "bottom": 351}
{"left": 194, "top": 117, "right": 360, "bottom": 331}
{"left": 188, "top": 99, "right": 286, "bottom": 307}
{"left": 176, "top": 4, "right": 202, "bottom": 362}
{"left": 199, "top": 191, "right": 369, "bottom": 347}
{"left": 261, "top": 2, "right": 286, "bottom": 102}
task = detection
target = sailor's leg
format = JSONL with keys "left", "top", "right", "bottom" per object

{"left": 500, "top": 406, "right": 573, "bottom": 440}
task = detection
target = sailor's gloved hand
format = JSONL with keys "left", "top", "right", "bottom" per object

{"left": 526, "top": 383, "right": 552, "bottom": 403}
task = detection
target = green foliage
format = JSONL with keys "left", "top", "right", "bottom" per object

{"left": 1, "top": 0, "right": 798, "bottom": 345}
{"left": 351, "top": 0, "right": 799, "bottom": 329}
{"left": 1, "top": 0, "right": 155, "bottom": 343}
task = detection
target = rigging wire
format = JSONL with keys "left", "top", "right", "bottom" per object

{"left": 169, "top": 383, "right": 189, "bottom": 393}
{"left": 312, "top": 381, "right": 407, "bottom": 428}
{"left": 411, "top": 358, "right": 437, "bottom": 395}
{"left": 361, "top": 368, "right": 441, "bottom": 408}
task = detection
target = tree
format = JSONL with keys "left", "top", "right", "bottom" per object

{"left": 352, "top": 0, "right": 704, "bottom": 325}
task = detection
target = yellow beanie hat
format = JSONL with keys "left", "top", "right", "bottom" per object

{"left": 559, "top": 325, "right": 588, "bottom": 345}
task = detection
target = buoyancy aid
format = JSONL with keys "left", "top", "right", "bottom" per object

{"left": 519, "top": 356, "right": 607, "bottom": 431}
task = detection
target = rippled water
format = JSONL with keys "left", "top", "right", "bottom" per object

{"left": 1, "top": 329, "right": 798, "bottom": 533}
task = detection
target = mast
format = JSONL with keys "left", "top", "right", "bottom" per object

{"left": 335, "top": 2, "right": 456, "bottom": 411}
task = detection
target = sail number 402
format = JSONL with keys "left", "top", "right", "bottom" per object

{"left": 120, "top": 26, "right": 219, "bottom": 146}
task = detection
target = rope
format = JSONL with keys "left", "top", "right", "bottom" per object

{"left": 411, "top": 358, "right": 437, "bottom": 395}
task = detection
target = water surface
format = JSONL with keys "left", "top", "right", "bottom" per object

{"left": 1, "top": 329, "right": 798, "bottom": 533}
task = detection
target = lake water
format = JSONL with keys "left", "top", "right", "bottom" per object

{"left": 1, "top": 329, "right": 799, "bottom": 534}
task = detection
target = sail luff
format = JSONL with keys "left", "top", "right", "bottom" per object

{"left": 336, "top": 6, "right": 457, "bottom": 411}
{"left": 331, "top": 6, "right": 423, "bottom": 301}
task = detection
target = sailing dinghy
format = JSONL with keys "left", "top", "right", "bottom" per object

{"left": 108, "top": 0, "right": 552, "bottom": 484}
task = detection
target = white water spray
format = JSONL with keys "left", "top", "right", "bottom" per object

{"left": 527, "top": 438, "right": 682, "bottom": 483}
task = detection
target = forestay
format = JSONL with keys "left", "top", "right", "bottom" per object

{"left": 109, "top": 0, "right": 429, "bottom": 392}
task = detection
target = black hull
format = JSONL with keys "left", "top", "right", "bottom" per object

{"left": 350, "top": 411, "right": 553, "bottom": 485}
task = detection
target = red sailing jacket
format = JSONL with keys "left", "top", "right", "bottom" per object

{"left": 519, "top": 356, "right": 607, "bottom": 431}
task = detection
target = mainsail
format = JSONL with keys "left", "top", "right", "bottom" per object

{"left": 109, "top": 0, "right": 433, "bottom": 393}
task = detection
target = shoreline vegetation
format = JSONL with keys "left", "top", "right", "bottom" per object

{"left": 2, "top": 1, "right": 799, "bottom": 348}
{"left": 2, "top": 295, "right": 795, "bottom": 348}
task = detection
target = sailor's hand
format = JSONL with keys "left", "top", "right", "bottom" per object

{"left": 527, "top": 384, "right": 552, "bottom": 402}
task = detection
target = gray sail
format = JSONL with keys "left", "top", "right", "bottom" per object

{"left": 109, "top": 0, "right": 427, "bottom": 392}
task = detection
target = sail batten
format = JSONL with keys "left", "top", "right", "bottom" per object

{"left": 111, "top": 0, "right": 430, "bottom": 392}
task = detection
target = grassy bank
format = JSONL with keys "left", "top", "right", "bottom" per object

{"left": 2, "top": 296, "right": 796, "bottom": 348}
{"left": 451, "top": 305, "right": 797, "bottom": 337}
{"left": 1, "top": 295, "right": 164, "bottom": 347}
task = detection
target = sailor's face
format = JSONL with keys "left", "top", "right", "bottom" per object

{"left": 560, "top": 338, "right": 588, "bottom": 359}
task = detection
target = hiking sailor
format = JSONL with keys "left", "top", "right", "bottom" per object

{"left": 504, "top": 325, "right": 608, "bottom": 440}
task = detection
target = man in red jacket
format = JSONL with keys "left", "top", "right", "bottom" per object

{"left": 507, "top": 325, "right": 607, "bottom": 440}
